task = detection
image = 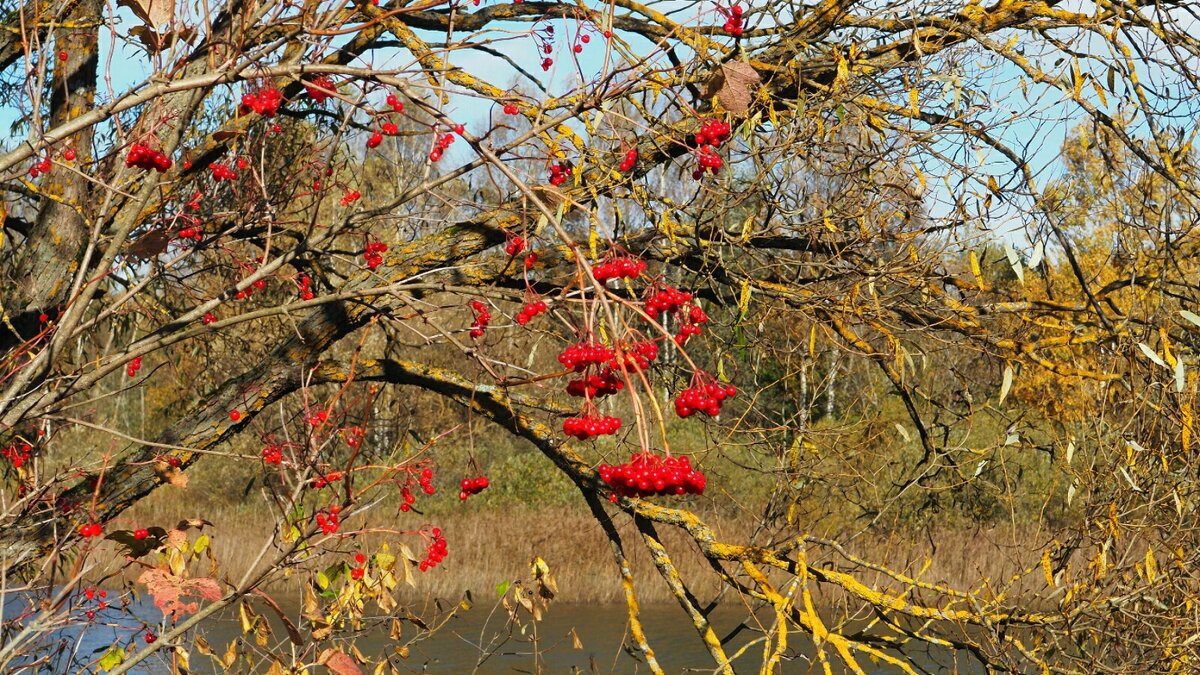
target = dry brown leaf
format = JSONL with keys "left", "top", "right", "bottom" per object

{"left": 118, "top": 0, "right": 174, "bottom": 28}
{"left": 318, "top": 649, "right": 363, "bottom": 675}
{"left": 129, "top": 25, "right": 196, "bottom": 52}
{"left": 705, "top": 60, "right": 761, "bottom": 116}
{"left": 127, "top": 227, "right": 171, "bottom": 260}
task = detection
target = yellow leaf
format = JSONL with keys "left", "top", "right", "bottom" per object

{"left": 738, "top": 281, "right": 752, "bottom": 318}
{"left": 1146, "top": 547, "right": 1158, "bottom": 583}
{"left": 909, "top": 87, "right": 919, "bottom": 116}
{"left": 1042, "top": 548, "right": 1055, "bottom": 587}
{"left": 1072, "top": 57, "right": 1082, "bottom": 100}
{"left": 969, "top": 251, "right": 987, "bottom": 290}
{"left": 1092, "top": 79, "right": 1109, "bottom": 107}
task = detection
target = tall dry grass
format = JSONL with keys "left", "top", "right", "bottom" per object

{"left": 109, "top": 495, "right": 1053, "bottom": 609}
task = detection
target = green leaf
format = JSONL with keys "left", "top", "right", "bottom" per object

{"left": 98, "top": 645, "right": 126, "bottom": 672}
{"left": 193, "top": 534, "right": 210, "bottom": 555}
{"left": 317, "top": 570, "right": 330, "bottom": 590}
{"left": 496, "top": 580, "right": 511, "bottom": 598}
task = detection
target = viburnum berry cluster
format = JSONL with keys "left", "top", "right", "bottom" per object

{"left": 566, "top": 370, "right": 624, "bottom": 398}
{"left": 340, "top": 189, "right": 361, "bottom": 206}
{"left": 459, "top": 475, "right": 489, "bottom": 500}
{"left": 644, "top": 286, "right": 693, "bottom": 318}
{"left": 364, "top": 239, "right": 387, "bottom": 270}
{"left": 429, "top": 131, "right": 455, "bottom": 162}
{"left": 1, "top": 442, "right": 32, "bottom": 468}
{"left": 558, "top": 341, "right": 616, "bottom": 372}
{"left": 343, "top": 425, "right": 364, "bottom": 449}
{"left": 310, "top": 470, "right": 343, "bottom": 489}
{"left": 239, "top": 87, "right": 284, "bottom": 117}
{"left": 177, "top": 224, "right": 203, "bottom": 241}
{"left": 134, "top": 528, "right": 149, "bottom": 540}
{"left": 468, "top": 300, "right": 491, "bottom": 338}
{"left": 202, "top": 311, "right": 217, "bottom": 325}
{"left": 350, "top": 552, "right": 368, "bottom": 580}
{"left": 209, "top": 162, "right": 238, "bottom": 181}
{"left": 618, "top": 148, "right": 637, "bottom": 172}
{"left": 674, "top": 376, "right": 738, "bottom": 418}
{"left": 505, "top": 233, "right": 525, "bottom": 256}
{"left": 316, "top": 504, "right": 341, "bottom": 534}
{"left": 675, "top": 303, "right": 709, "bottom": 345}
{"left": 126, "top": 356, "right": 143, "bottom": 378}
{"left": 261, "top": 443, "right": 284, "bottom": 465}
{"left": 503, "top": 102, "right": 520, "bottom": 115}
{"left": 719, "top": 2, "right": 745, "bottom": 37}
{"left": 81, "top": 588, "right": 109, "bottom": 621}
{"left": 598, "top": 452, "right": 707, "bottom": 498}
{"left": 516, "top": 300, "right": 547, "bottom": 326}
{"left": 419, "top": 528, "right": 447, "bottom": 572}
{"left": 79, "top": 522, "right": 103, "bottom": 537}
{"left": 609, "top": 340, "right": 659, "bottom": 372}
{"left": 126, "top": 143, "right": 172, "bottom": 172}
{"left": 305, "top": 75, "right": 336, "bottom": 103}
{"left": 28, "top": 155, "right": 51, "bottom": 177}
{"left": 692, "top": 118, "right": 732, "bottom": 179}
{"left": 385, "top": 92, "right": 405, "bottom": 112}
{"left": 548, "top": 161, "right": 570, "bottom": 186}
{"left": 296, "top": 273, "right": 314, "bottom": 300}
{"left": 592, "top": 255, "right": 646, "bottom": 283}
{"left": 307, "top": 409, "right": 329, "bottom": 426}
{"left": 563, "top": 412, "right": 622, "bottom": 440}
{"left": 400, "top": 467, "right": 436, "bottom": 512}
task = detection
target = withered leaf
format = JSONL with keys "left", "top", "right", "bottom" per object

{"left": 153, "top": 459, "right": 189, "bottom": 488}
{"left": 318, "top": 649, "right": 362, "bottom": 675}
{"left": 705, "top": 60, "right": 762, "bottom": 116}
{"left": 129, "top": 25, "right": 195, "bottom": 51}
{"left": 127, "top": 227, "right": 171, "bottom": 260}
{"left": 118, "top": 0, "right": 175, "bottom": 29}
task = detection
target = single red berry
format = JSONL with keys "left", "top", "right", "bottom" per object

{"left": 229, "top": 410, "right": 241, "bottom": 422}
{"left": 144, "top": 632, "right": 157, "bottom": 644}
{"left": 63, "top": 147, "right": 77, "bottom": 161}
{"left": 453, "top": 123, "right": 465, "bottom": 134}
{"left": 58, "top": 50, "right": 68, "bottom": 61}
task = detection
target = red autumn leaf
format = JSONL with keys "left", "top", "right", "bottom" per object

{"left": 138, "top": 569, "right": 221, "bottom": 620}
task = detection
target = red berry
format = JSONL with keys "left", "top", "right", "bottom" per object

{"left": 144, "top": 632, "right": 157, "bottom": 643}
{"left": 58, "top": 50, "right": 68, "bottom": 61}
{"left": 63, "top": 147, "right": 77, "bottom": 161}
{"left": 229, "top": 410, "right": 241, "bottom": 422}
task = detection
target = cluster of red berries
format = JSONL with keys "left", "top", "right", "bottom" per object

{"left": 234, "top": 278, "right": 267, "bottom": 301}
{"left": 503, "top": 102, "right": 520, "bottom": 115}
{"left": 261, "top": 443, "right": 284, "bottom": 465}
{"left": 429, "top": 132, "right": 455, "bottom": 162}
{"left": 548, "top": 162, "right": 570, "bottom": 186}
{"left": 126, "top": 356, "right": 143, "bottom": 378}
{"left": 469, "top": 299, "right": 491, "bottom": 338}
{"left": 566, "top": 370, "right": 624, "bottom": 398}
{"left": 1, "top": 442, "right": 32, "bottom": 468}
{"left": 126, "top": 143, "right": 172, "bottom": 172}
{"left": 563, "top": 413, "right": 622, "bottom": 440}
{"left": 133, "top": 528, "right": 150, "bottom": 540}
{"left": 28, "top": 155, "right": 51, "bottom": 177}
{"left": 202, "top": 312, "right": 217, "bottom": 325}
{"left": 692, "top": 118, "right": 732, "bottom": 179}
{"left": 598, "top": 453, "right": 707, "bottom": 498}
{"left": 316, "top": 504, "right": 341, "bottom": 534}
{"left": 674, "top": 379, "right": 737, "bottom": 418}
{"left": 177, "top": 226, "right": 203, "bottom": 240}
{"left": 307, "top": 409, "right": 329, "bottom": 426}
{"left": 364, "top": 240, "right": 387, "bottom": 270}
{"left": 618, "top": 148, "right": 637, "bottom": 172}
{"left": 340, "top": 190, "right": 361, "bottom": 206}
{"left": 343, "top": 425, "right": 364, "bottom": 449}
{"left": 573, "top": 33, "right": 591, "bottom": 53}
{"left": 385, "top": 92, "right": 405, "bottom": 112}
{"left": 719, "top": 3, "right": 745, "bottom": 37}
{"left": 350, "top": 552, "right": 368, "bottom": 580}
{"left": 209, "top": 162, "right": 238, "bottom": 181}
{"left": 400, "top": 467, "right": 436, "bottom": 512}
{"left": 297, "top": 274, "right": 314, "bottom": 300}
{"left": 79, "top": 522, "right": 103, "bottom": 537}
{"left": 558, "top": 342, "right": 616, "bottom": 372}
{"left": 644, "top": 286, "right": 693, "bottom": 318}
{"left": 310, "top": 470, "right": 343, "bottom": 489}
{"left": 459, "top": 475, "right": 489, "bottom": 500}
{"left": 592, "top": 255, "right": 646, "bottom": 283}
{"left": 609, "top": 340, "right": 660, "bottom": 372}
{"left": 505, "top": 234, "right": 526, "bottom": 256}
{"left": 675, "top": 304, "right": 709, "bottom": 345}
{"left": 239, "top": 87, "right": 284, "bottom": 117}
{"left": 82, "top": 588, "right": 109, "bottom": 620}
{"left": 305, "top": 75, "right": 336, "bottom": 103}
{"left": 516, "top": 300, "right": 547, "bottom": 325}
{"left": 418, "top": 529, "right": 447, "bottom": 572}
